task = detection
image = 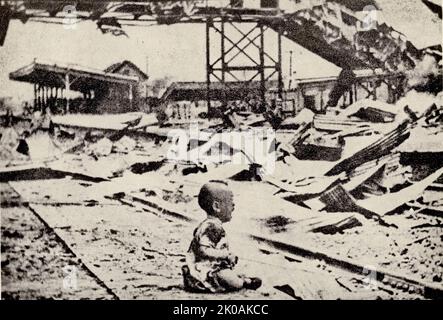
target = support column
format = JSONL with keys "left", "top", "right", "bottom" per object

{"left": 129, "top": 83, "right": 133, "bottom": 111}
{"left": 55, "top": 87, "right": 59, "bottom": 112}
{"left": 206, "top": 18, "right": 211, "bottom": 118}
{"left": 42, "top": 86, "right": 47, "bottom": 113}
{"left": 65, "top": 73, "right": 70, "bottom": 113}
{"left": 50, "top": 87, "right": 54, "bottom": 112}
{"left": 37, "top": 85, "right": 42, "bottom": 111}
{"left": 349, "top": 87, "right": 354, "bottom": 105}
{"left": 320, "top": 89, "right": 324, "bottom": 112}
{"left": 40, "top": 85, "right": 44, "bottom": 111}
{"left": 221, "top": 18, "right": 227, "bottom": 109}
{"left": 259, "top": 23, "right": 266, "bottom": 112}
{"left": 372, "top": 80, "right": 377, "bottom": 101}
{"left": 33, "top": 83, "right": 37, "bottom": 111}
{"left": 277, "top": 25, "right": 283, "bottom": 101}
{"left": 354, "top": 83, "right": 358, "bottom": 101}
{"left": 46, "top": 86, "right": 49, "bottom": 111}
{"left": 40, "top": 86, "right": 43, "bottom": 111}
{"left": 42, "top": 86, "right": 45, "bottom": 112}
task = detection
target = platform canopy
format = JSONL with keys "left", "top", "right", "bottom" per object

{"left": 9, "top": 59, "right": 139, "bottom": 92}
{"left": 162, "top": 80, "right": 279, "bottom": 101}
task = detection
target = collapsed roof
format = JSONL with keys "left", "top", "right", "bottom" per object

{"left": 2, "top": 1, "right": 441, "bottom": 72}
{"left": 9, "top": 59, "right": 139, "bottom": 92}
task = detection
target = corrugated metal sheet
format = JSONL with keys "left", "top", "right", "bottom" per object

{"left": 325, "top": 120, "right": 411, "bottom": 176}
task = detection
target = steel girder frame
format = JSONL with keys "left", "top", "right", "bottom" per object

{"left": 205, "top": 17, "right": 283, "bottom": 118}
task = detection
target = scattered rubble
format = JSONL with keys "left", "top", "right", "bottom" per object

{"left": 0, "top": 184, "right": 115, "bottom": 300}
{"left": 310, "top": 216, "right": 362, "bottom": 235}
{"left": 113, "top": 136, "right": 137, "bottom": 154}
{"left": 85, "top": 137, "right": 113, "bottom": 158}
{"left": 1, "top": 83, "right": 442, "bottom": 300}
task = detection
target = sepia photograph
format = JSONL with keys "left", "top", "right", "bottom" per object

{"left": 0, "top": 0, "right": 442, "bottom": 304}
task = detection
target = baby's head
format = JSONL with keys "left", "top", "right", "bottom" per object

{"left": 198, "top": 180, "right": 235, "bottom": 223}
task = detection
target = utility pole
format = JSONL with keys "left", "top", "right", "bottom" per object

{"left": 288, "top": 50, "right": 293, "bottom": 89}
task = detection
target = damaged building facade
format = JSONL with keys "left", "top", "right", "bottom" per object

{"left": 9, "top": 59, "right": 148, "bottom": 114}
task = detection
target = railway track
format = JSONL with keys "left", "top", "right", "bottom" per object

{"left": 3, "top": 179, "right": 440, "bottom": 299}
{"left": 123, "top": 193, "right": 440, "bottom": 299}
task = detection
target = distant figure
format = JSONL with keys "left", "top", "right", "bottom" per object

{"left": 5, "top": 109, "right": 13, "bottom": 127}
{"left": 182, "top": 180, "right": 262, "bottom": 293}
{"left": 16, "top": 131, "right": 30, "bottom": 156}
{"left": 326, "top": 67, "right": 357, "bottom": 108}
{"left": 23, "top": 102, "right": 32, "bottom": 117}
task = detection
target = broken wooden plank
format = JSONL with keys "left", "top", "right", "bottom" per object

{"left": 406, "top": 201, "right": 443, "bottom": 217}
{"left": 316, "top": 183, "right": 396, "bottom": 228}
{"left": 319, "top": 184, "right": 368, "bottom": 214}
{"left": 265, "top": 175, "right": 340, "bottom": 202}
{"left": 358, "top": 167, "right": 443, "bottom": 215}
{"left": 326, "top": 120, "right": 411, "bottom": 176}
{"left": 0, "top": 165, "right": 108, "bottom": 182}
{"left": 129, "top": 195, "right": 196, "bottom": 222}
{"left": 343, "top": 164, "right": 386, "bottom": 192}
{"left": 310, "top": 215, "right": 362, "bottom": 235}
{"left": 313, "top": 115, "right": 370, "bottom": 132}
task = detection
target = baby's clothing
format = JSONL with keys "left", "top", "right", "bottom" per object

{"left": 184, "top": 216, "right": 236, "bottom": 293}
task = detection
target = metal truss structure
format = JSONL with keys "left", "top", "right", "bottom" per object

{"left": 2, "top": 0, "right": 433, "bottom": 113}
{"left": 205, "top": 17, "right": 283, "bottom": 116}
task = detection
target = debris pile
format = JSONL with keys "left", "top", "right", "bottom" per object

{"left": 1, "top": 80, "right": 442, "bottom": 299}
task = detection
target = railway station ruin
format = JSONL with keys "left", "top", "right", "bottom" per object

{"left": 0, "top": 0, "right": 442, "bottom": 300}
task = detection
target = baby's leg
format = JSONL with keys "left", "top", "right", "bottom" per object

{"left": 216, "top": 269, "right": 244, "bottom": 290}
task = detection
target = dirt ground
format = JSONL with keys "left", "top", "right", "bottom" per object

{"left": 1, "top": 175, "right": 432, "bottom": 300}
{"left": 1, "top": 182, "right": 287, "bottom": 299}
{"left": 1, "top": 183, "right": 115, "bottom": 300}
{"left": 1, "top": 130, "right": 441, "bottom": 300}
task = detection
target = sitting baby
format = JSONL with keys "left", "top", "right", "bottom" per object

{"left": 182, "top": 180, "right": 262, "bottom": 293}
